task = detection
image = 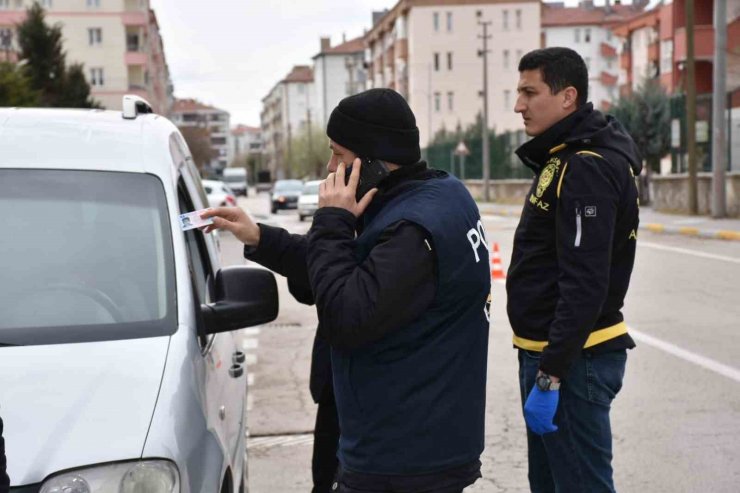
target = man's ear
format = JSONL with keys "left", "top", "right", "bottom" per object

{"left": 562, "top": 87, "right": 578, "bottom": 110}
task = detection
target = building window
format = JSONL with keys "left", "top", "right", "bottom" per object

{"left": 574, "top": 28, "right": 581, "bottom": 43}
{"left": 434, "top": 52, "right": 440, "bottom": 71}
{"left": 502, "top": 10, "right": 509, "bottom": 30}
{"left": 434, "top": 92, "right": 441, "bottom": 112}
{"left": 515, "top": 9, "right": 522, "bottom": 30}
{"left": 585, "top": 57, "right": 591, "bottom": 70}
{"left": 88, "top": 28, "right": 102, "bottom": 46}
{"left": 447, "top": 12, "right": 453, "bottom": 32}
{"left": 504, "top": 89, "right": 511, "bottom": 109}
{"left": 0, "top": 28, "right": 12, "bottom": 50}
{"left": 584, "top": 28, "right": 591, "bottom": 43}
{"left": 516, "top": 49, "right": 522, "bottom": 64}
{"left": 297, "top": 84, "right": 304, "bottom": 94}
{"left": 40, "top": 0, "right": 52, "bottom": 6}
{"left": 433, "top": 12, "right": 439, "bottom": 32}
{"left": 607, "top": 30, "right": 613, "bottom": 42}
{"left": 447, "top": 52, "right": 453, "bottom": 71}
{"left": 90, "top": 67, "right": 104, "bottom": 86}
{"left": 87, "top": 0, "right": 100, "bottom": 7}
{"left": 607, "top": 59, "right": 613, "bottom": 70}
{"left": 0, "top": 0, "right": 10, "bottom": 9}
{"left": 447, "top": 91, "right": 454, "bottom": 111}
{"left": 503, "top": 49, "right": 510, "bottom": 69}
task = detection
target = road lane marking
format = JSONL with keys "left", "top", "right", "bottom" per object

{"left": 242, "top": 338, "right": 259, "bottom": 350}
{"left": 630, "top": 327, "right": 740, "bottom": 384}
{"left": 245, "top": 353, "right": 257, "bottom": 365}
{"left": 248, "top": 433, "right": 314, "bottom": 449}
{"left": 638, "top": 241, "right": 740, "bottom": 264}
{"left": 242, "top": 328, "right": 261, "bottom": 337}
{"left": 247, "top": 373, "right": 255, "bottom": 386}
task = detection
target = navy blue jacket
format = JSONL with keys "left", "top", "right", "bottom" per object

{"left": 307, "top": 173, "right": 491, "bottom": 474}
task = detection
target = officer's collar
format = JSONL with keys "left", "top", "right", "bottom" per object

{"left": 515, "top": 103, "right": 593, "bottom": 173}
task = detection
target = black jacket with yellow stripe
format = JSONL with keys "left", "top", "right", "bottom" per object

{"left": 506, "top": 103, "right": 642, "bottom": 378}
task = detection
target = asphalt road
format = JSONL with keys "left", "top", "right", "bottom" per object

{"left": 225, "top": 191, "right": 740, "bottom": 493}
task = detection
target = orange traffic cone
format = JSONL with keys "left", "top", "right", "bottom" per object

{"left": 490, "top": 242, "right": 506, "bottom": 280}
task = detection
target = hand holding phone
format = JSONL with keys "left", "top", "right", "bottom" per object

{"left": 345, "top": 157, "right": 390, "bottom": 201}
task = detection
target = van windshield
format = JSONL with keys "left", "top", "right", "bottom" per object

{"left": 0, "top": 170, "right": 176, "bottom": 346}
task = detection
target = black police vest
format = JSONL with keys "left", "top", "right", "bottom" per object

{"left": 331, "top": 174, "right": 491, "bottom": 474}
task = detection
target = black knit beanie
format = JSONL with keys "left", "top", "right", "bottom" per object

{"left": 326, "top": 88, "right": 421, "bottom": 166}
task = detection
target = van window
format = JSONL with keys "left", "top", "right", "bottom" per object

{"left": 0, "top": 170, "right": 176, "bottom": 345}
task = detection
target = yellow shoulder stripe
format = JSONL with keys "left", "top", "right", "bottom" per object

{"left": 575, "top": 150, "right": 604, "bottom": 159}
{"left": 557, "top": 162, "right": 569, "bottom": 198}
{"left": 556, "top": 150, "right": 605, "bottom": 198}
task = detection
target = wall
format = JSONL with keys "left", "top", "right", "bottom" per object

{"left": 651, "top": 172, "right": 740, "bottom": 216}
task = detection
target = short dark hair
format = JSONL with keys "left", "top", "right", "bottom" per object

{"left": 518, "top": 47, "right": 588, "bottom": 107}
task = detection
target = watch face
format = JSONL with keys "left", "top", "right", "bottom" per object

{"left": 536, "top": 375, "right": 550, "bottom": 391}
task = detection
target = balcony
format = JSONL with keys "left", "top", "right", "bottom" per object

{"left": 674, "top": 25, "right": 714, "bottom": 61}
{"left": 125, "top": 51, "right": 148, "bottom": 66}
{"left": 600, "top": 71, "right": 618, "bottom": 87}
{"left": 600, "top": 42, "right": 617, "bottom": 59}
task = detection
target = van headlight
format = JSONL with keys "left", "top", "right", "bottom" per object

{"left": 40, "top": 460, "right": 179, "bottom": 493}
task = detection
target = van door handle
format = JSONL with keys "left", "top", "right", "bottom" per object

{"left": 229, "top": 364, "right": 244, "bottom": 379}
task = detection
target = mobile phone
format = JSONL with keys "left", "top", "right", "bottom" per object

{"left": 345, "top": 157, "right": 390, "bottom": 201}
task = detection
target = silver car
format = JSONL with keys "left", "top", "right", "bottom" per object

{"left": 0, "top": 97, "right": 277, "bottom": 492}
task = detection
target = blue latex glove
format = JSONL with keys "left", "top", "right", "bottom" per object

{"left": 524, "top": 385, "right": 559, "bottom": 435}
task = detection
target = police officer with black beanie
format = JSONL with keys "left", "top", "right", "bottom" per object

{"left": 203, "top": 88, "right": 490, "bottom": 493}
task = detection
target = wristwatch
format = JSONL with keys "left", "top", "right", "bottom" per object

{"left": 536, "top": 372, "right": 561, "bottom": 391}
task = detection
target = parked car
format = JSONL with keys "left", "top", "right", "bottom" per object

{"left": 202, "top": 179, "right": 237, "bottom": 208}
{"left": 297, "top": 180, "right": 322, "bottom": 221}
{"left": 0, "top": 96, "right": 278, "bottom": 492}
{"left": 222, "top": 167, "right": 249, "bottom": 197}
{"left": 270, "top": 179, "right": 303, "bottom": 214}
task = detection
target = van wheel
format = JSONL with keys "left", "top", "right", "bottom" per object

{"left": 298, "top": 215, "right": 304, "bottom": 222}
{"left": 271, "top": 205, "right": 277, "bottom": 214}
{"left": 239, "top": 450, "right": 249, "bottom": 493}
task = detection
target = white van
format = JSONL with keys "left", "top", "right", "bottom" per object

{"left": 222, "top": 167, "right": 249, "bottom": 197}
{"left": 0, "top": 96, "right": 277, "bottom": 492}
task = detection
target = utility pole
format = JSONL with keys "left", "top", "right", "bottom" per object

{"left": 478, "top": 12, "right": 492, "bottom": 202}
{"left": 686, "top": 0, "right": 698, "bottom": 214}
{"left": 712, "top": 0, "right": 727, "bottom": 218}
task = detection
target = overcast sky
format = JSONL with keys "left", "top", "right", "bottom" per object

{"left": 149, "top": 0, "right": 652, "bottom": 127}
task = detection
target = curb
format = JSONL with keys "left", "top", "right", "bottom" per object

{"left": 642, "top": 223, "right": 740, "bottom": 242}
{"left": 479, "top": 208, "right": 740, "bottom": 242}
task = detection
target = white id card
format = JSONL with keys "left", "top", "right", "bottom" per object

{"left": 179, "top": 210, "right": 214, "bottom": 231}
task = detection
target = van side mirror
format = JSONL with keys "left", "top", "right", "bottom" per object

{"left": 200, "top": 266, "right": 278, "bottom": 334}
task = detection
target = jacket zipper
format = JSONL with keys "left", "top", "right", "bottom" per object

{"left": 575, "top": 202, "right": 582, "bottom": 247}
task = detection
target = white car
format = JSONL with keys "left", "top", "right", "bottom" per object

{"left": 222, "top": 168, "right": 248, "bottom": 197}
{"left": 297, "top": 180, "right": 322, "bottom": 221}
{"left": 0, "top": 96, "right": 278, "bottom": 492}
{"left": 202, "top": 179, "right": 237, "bottom": 208}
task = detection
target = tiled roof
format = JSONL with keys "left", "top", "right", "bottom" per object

{"left": 321, "top": 36, "right": 365, "bottom": 55}
{"left": 283, "top": 65, "right": 314, "bottom": 83}
{"left": 172, "top": 98, "right": 218, "bottom": 112}
{"left": 542, "top": 3, "right": 645, "bottom": 27}
{"left": 232, "top": 124, "right": 260, "bottom": 136}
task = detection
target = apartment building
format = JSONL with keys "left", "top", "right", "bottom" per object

{"left": 0, "top": 0, "right": 173, "bottom": 115}
{"left": 364, "top": 0, "right": 540, "bottom": 147}
{"left": 612, "top": 0, "right": 740, "bottom": 172}
{"left": 231, "top": 124, "right": 264, "bottom": 163}
{"left": 542, "top": 1, "right": 646, "bottom": 111}
{"left": 260, "top": 65, "right": 318, "bottom": 179}
{"left": 171, "top": 98, "right": 231, "bottom": 171}
{"left": 313, "top": 35, "right": 367, "bottom": 130}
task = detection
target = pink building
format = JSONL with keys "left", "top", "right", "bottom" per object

{"left": 0, "top": 0, "right": 173, "bottom": 115}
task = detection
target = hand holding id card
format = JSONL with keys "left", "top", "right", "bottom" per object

{"left": 179, "top": 209, "right": 214, "bottom": 231}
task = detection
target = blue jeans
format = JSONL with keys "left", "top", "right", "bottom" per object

{"left": 518, "top": 349, "right": 627, "bottom": 493}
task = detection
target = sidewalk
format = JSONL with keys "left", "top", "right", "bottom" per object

{"left": 477, "top": 202, "right": 740, "bottom": 242}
